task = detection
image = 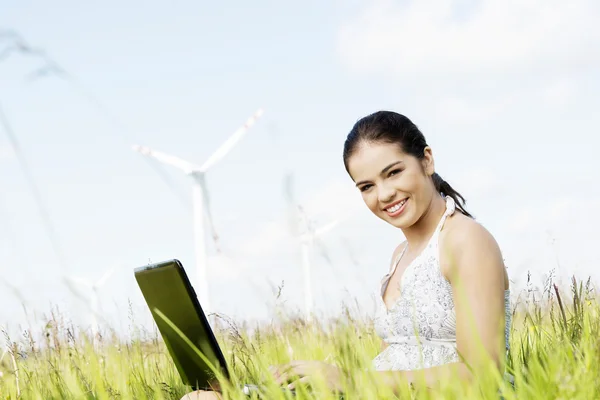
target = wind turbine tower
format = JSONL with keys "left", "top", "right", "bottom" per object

{"left": 62, "top": 266, "right": 116, "bottom": 338}
{"left": 283, "top": 173, "right": 343, "bottom": 322}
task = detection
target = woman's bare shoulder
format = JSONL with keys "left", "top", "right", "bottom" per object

{"left": 444, "top": 213, "right": 499, "bottom": 250}
{"left": 441, "top": 212, "right": 506, "bottom": 285}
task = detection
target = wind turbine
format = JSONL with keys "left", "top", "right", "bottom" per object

{"left": 133, "top": 108, "right": 264, "bottom": 316}
{"left": 283, "top": 172, "right": 343, "bottom": 322}
{"left": 62, "top": 266, "right": 116, "bottom": 338}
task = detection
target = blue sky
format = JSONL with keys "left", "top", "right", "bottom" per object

{"left": 1, "top": 0, "right": 599, "bottom": 337}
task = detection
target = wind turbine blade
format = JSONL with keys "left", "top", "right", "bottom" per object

{"left": 199, "top": 108, "right": 264, "bottom": 172}
{"left": 314, "top": 219, "right": 340, "bottom": 238}
{"left": 314, "top": 237, "right": 334, "bottom": 266}
{"left": 282, "top": 172, "right": 300, "bottom": 236}
{"left": 132, "top": 145, "right": 201, "bottom": 174}
{"left": 62, "top": 276, "right": 91, "bottom": 303}
{"left": 142, "top": 157, "right": 192, "bottom": 210}
{"left": 282, "top": 171, "right": 295, "bottom": 204}
{"left": 198, "top": 176, "right": 221, "bottom": 253}
{"left": 96, "top": 267, "right": 115, "bottom": 287}
{"left": 66, "top": 276, "right": 92, "bottom": 288}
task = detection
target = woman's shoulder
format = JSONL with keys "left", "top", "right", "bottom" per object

{"left": 440, "top": 212, "right": 505, "bottom": 281}
{"left": 443, "top": 211, "right": 499, "bottom": 248}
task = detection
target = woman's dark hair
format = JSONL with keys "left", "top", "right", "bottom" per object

{"left": 343, "top": 110, "right": 473, "bottom": 218}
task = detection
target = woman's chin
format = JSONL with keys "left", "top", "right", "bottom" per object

{"left": 380, "top": 212, "right": 412, "bottom": 229}
{"left": 390, "top": 219, "right": 411, "bottom": 229}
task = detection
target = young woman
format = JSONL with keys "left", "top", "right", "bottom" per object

{"left": 181, "top": 111, "right": 512, "bottom": 399}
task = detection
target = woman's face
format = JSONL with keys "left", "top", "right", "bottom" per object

{"left": 347, "top": 141, "right": 436, "bottom": 229}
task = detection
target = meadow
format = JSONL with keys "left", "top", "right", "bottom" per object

{"left": 1, "top": 274, "right": 598, "bottom": 399}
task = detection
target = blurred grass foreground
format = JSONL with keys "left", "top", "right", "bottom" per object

{"left": 1, "top": 275, "right": 599, "bottom": 399}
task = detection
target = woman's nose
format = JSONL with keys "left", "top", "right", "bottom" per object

{"left": 377, "top": 185, "right": 396, "bottom": 203}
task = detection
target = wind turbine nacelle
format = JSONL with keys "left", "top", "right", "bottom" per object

{"left": 132, "top": 144, "right": 150, "bottom": 155}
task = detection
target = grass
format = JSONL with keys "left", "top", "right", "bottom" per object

{"left": 1, "top": 274, "right": 599, "bottom": 399}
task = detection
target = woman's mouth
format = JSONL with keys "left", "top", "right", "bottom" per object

{"left": 385, "top": 198, "right": 408, "bottom": 217}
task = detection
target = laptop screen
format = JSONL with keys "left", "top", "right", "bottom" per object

{"left": 134, "top": 259, "right": 229, "bottom": 390}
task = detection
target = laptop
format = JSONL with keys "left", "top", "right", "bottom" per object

{"left": 134, "top": 259, "right": 296, "bottom": 396}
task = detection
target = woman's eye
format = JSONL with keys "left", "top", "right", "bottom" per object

{"left": 389, "top": 169, "right": 402, "bottom": 177}
{"left": 360, "top": 184, "right": 372, "bottom": 192}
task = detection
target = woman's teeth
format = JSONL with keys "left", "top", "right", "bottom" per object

{"left": 387, "top": 199, "right": 406, "bottom": 212}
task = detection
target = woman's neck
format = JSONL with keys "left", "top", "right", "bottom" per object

{"left": 401, "top": 193, "right": 447, "bottom": 250}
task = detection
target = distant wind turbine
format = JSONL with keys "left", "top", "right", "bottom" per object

{"left": 62, "top": 267, "right": 116, "bottom": 338}
{"left": 283, "top": 172, "right": 344, "bottom": 322}
{"left": 133, "top": 108, "right": 264, "bottom": 316}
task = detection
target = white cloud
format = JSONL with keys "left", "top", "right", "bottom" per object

{"left": 541, "top": 79, "right": 577, "bottom": 109}
{"left": 429, "top": 79, "right": 580, "bottom": 129}
{"left": 433, "top": 95, "right": 512, "bottom": 125}
{"left": 336, "top": 1, "right": 598, "bottom": 131}
{"left": 336, "top": 0, "right": 600, "bottom": 79}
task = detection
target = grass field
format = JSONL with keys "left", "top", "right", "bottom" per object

{"left": 1, "top": 275, "right": 598, "bottom": 399}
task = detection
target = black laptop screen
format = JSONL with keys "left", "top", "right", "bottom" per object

{"left": 134, "top": 259, "right": 229, "bottom": 390}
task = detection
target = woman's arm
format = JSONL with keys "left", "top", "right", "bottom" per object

{"left": 275, "top": 222, "right": 507, "bottom": 394}
{"left": 368, "top": 221, "right": 507, "bottom": 393}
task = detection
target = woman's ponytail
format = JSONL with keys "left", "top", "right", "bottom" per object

{"left": 432, "top": 173, "right": 473, "bottom": 218}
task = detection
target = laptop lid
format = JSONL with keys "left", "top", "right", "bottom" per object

{"left": 134, "top": 259, "right": 229, "bottom": 390}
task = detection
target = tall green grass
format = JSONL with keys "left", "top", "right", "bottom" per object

{"left": 1, "top": 275, "right": 599, "bottom": 399}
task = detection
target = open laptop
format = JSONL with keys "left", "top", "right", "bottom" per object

{"left": 134, "top": 259, "right": 296, "bottom": 396}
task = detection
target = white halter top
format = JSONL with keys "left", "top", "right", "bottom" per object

{"left": 372, "top": 196, "right": 512, "bottom": 371}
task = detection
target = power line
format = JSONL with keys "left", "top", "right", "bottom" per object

{"left": 0, "top": 102, "right": 69, "bottom": 271}
{"left": 0, "top": 28, "right": 191, "bottom": 210}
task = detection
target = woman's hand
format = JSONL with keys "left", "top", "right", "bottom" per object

{"left": 268, "top": 360, "right": 344, "bottom": 391}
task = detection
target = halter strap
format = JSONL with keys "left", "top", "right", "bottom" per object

{"left": 386, "top": 195, "right": 456, "bottom": 277}
{"left": 432, "top": 195, "right": 456, "bottom": 239}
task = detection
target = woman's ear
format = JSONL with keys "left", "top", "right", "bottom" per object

{"left": 422, "top": 146, "right": 435, "bottom": 176}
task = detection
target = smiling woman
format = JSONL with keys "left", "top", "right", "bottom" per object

{"left": 180, "top": 111, "right": 512, "bottom": 399}
{"left": 343, "top": 111, "right": 512, "bottom": 391}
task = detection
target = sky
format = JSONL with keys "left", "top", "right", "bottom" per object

{"left": 1, "top": 0, "right": 599, "bottom": 339}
